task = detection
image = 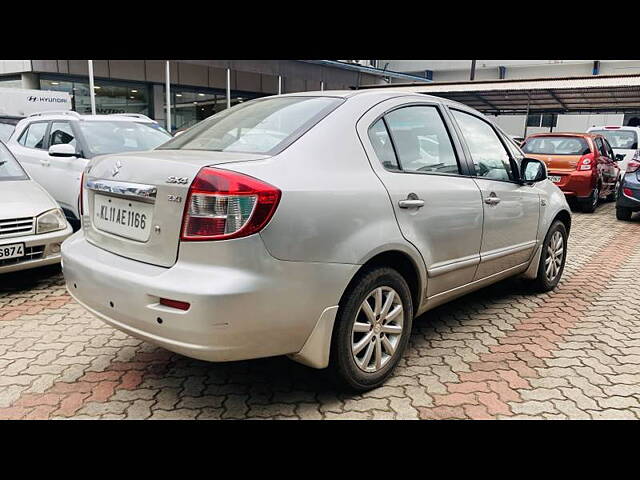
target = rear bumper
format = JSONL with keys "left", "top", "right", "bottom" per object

{"left": 61, "top": 232, "right": 357, "bottom": 363}
{"left": 549, "top": 169, "right": 596, "bottom": 199}
{"left": 0, "top": 225, "right": 72, "bottom": 274}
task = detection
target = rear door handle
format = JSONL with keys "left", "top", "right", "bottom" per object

{"left": 40, "top": 159, "right": 50, "bottom": 166}
{"left": 398, "top": 199, "right": 425, "bottom": 209}
{"left": 484, "top": 193, "right": 501, "bottom": 205}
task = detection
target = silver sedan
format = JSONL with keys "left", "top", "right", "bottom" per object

{"left": 62, "top": 90, "right": 571, "bottom": 391}
{"left": 0, "top": 142, "right": 72, "bottom": 274}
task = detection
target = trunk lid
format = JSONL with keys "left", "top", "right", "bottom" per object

{"left": 84, "top": 149, "right": 269, "bottom": 267}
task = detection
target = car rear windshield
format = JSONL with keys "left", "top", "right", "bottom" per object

{"left": 78, "top": 121, "right": 172, "bottom": 157}
{"left": 0, "top": 142, "right": 28, "bottom": 181}
{"left": 589, "top": 129, "right": 638, "bottom": 150}
{"left": 522, "top": 136, "right": 590, "bottom": 155}
{"left": 158, "top": 96, "right": 344, "bottom": 155}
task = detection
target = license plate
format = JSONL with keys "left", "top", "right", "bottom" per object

{"left": 548, "top": 175, "right": 562, "bottom": 183}
{"left": 0, "top": 243, "right": 25, "bottom": 260}
{"left": 93, "top": 194, "right": 153, "bottom": 242}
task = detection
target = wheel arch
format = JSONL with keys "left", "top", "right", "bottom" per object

{"left": 552, "top": 209, "right": 572, "bottom": 234}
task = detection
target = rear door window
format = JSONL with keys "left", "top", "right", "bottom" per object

{"left": 380, "top": 106, "right": 461, "bottom": 175}
{"left": 368, "top": 119, "right": 400, "bottom": 171}
{"left": 18, "top": 122, "right": 49, "bottom": 149}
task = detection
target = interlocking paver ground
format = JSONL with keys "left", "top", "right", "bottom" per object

{"left": 2, "top": 202, "right": 640, "bottom": 419}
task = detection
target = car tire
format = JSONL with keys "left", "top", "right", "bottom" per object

{"left": 328, "top": 267, "right": 413, "bottom": 392}
{"left": 532, "top": 220, "right": 568, "bottom": 293}
{"left": 580, "top": 186, "right": 599, "bottom": 213}
{"left": 616, "top": 206, "right": 633, "bottom": 221}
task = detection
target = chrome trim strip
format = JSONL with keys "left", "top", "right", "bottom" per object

{"left": 480, "top": 240, "right": 538, "bottom": 262}
{"left": 428, "top": 254, "right": 480, "bottom": 278}
{"left": 86, "top": 179, "right": 157, "bottom": 204}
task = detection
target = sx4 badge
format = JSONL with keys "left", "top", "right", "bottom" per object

{"left": 166, "top": 176, "right": 189, "bottom": 184}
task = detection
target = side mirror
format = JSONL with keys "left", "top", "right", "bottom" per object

{"left": 48, "top": 143, "right": 76, "bottom": 158}
{"left": 521, "top": 157, "right": 547, "bottom": 183}
{"left": 615, "top": 153, "right": 625, "bottom": 162}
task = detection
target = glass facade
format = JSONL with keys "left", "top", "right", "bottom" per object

{"left": 41, "top": 77, "right": 151, "bottom": 116}
{"left": 38, "top": 75, "right": 265, "bottom": 132}
{"left": 166, "top": 87, "right": 263, "bottom": 132}
{"left": 0, "top": 76, "right": 23, "bottom": 89}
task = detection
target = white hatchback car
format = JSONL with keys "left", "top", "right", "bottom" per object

{"left": 6, "top": 112, "right": 172, "bottom": 228}
{"left": 586, "top": 125, "right": 640, "bottom": 173}
{"left": 0, "top": 141, "right": 72, "bottom": 274}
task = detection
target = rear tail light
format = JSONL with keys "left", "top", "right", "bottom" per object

{"left": 623, "top": 188, "right": 634, "bottom": 197}
{"left": 181, "top": 167, "right": 281, "bottom": 241}
{"left": 627, "top": 157, "right": 640, "bottom": 174}
{"left": 577, "top": 155, "right": 593, "bottom": 171}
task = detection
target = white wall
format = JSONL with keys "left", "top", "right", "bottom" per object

{"left": 486, "top": 112, "right": 625, "bottom": 137}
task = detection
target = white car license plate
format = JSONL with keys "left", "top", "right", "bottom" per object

{"left": 548, "top": 175, "right": 562, "bottom": 183}
{"left": 93, "top": 194, "right": 153, "bottom": 242}
{"left": 0, "top": 243, "right": 25, "bottom": 260}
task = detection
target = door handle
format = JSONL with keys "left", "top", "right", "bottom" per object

{"left": 398, "top": 199, "right": 425, "bottom": 209}
{"left": 40, "top": 159, "right": 50, "bottom": 166}
{"left": 484, "top": 193, "right": 501, "bottom": 205}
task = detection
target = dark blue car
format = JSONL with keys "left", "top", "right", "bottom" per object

{"left": 616, "top": 153, "right": 640, "bottom": 220}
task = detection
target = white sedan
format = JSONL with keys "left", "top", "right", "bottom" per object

{"left": 0, "top": 142, "right": 72, "bottom": 274}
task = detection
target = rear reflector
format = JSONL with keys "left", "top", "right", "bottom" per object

{"left": 160, "top": 298, "right": 191, "bottom": 311}
{"left": 181, "top": 167, "right": 281, "bottom": 241}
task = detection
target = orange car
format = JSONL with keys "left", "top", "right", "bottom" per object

{"left": 522, "top": 132, "right": 621, "bottom": 213}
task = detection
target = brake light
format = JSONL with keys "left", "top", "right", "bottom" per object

{"left": 577, "top": 154, "right": 593, "bottom": 171}
{"left": 627, "top": 158, "right": 640, "bottom": 173}
{"left": 623, "top": 188, "right": 634, "bottom": 197}
{"left": 604, "top": 126, "right": 621, "bottom": 129}
{"left": 181, "top": 167, "right": 281, "bottom": 241}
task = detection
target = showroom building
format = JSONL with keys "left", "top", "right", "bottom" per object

{"left": 0, "top": 60, "right": 425, "bottom": 131}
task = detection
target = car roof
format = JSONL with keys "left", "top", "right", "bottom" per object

{"left": 587, "top": 125, "right": 640, "bottom": 132}
{"left": 21, "top": 112, "right": 157, "bottom": 123}
{"left": 527, "top": 132, "right": 599, "bottom": 139}
{"left": 279, "top": 89, "right": 472, "bottom": 110}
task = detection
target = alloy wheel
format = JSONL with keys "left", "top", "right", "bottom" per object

{"left": 544, "top": 230, "right": 564, "bottom": 282}
{"left": 351, "top": 286, "right": 404, "bottom": 373}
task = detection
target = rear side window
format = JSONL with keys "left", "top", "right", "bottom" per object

{"left": 159, "top": 96, "right": 344, "bottom": 155}
{"left": 18, "top": 122, "right": 48, "bottom": 149}
{"left": 523, "top": 136, "right": 590, "bottom": 156}
{"left": 451, "top": 109, "right": 515, "bottom": 181}
{"left": 368, "top": 119, "right": 400, "bottom": 171}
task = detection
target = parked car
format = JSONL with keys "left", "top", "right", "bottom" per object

{"left": 587, "top": 125, "right": 640, "bottom": 173}
{"left": 0, "top": 141, "right": 72, "bottom": 274}
{"left": 5, "top": 111, "right": 172, "bottom": 229}
{"left": 62, "top": 91, "right": 571, "bottom": 391}
{"left": 0, "top": 115, "right": 23, "bottom": 143}
{"left": 615, "top": 152, "right": 640, "bottom": 220}
{"left": 522, "top": 132, "right": 620, "bottom": 213}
